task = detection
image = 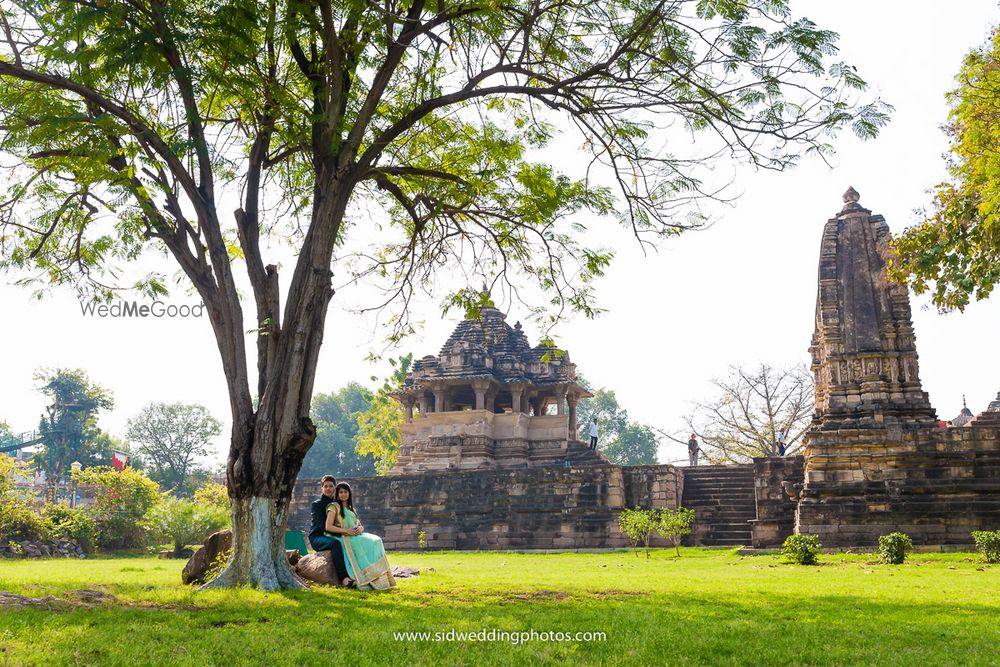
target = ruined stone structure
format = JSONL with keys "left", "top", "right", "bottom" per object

{"left": 797, "top": 189, "right": 1000, "bottom": 546}
{"left": 283, "top": 188, "right": 998, "bottom": 553}
{"left": 289, "top": 465, "right": 682, "bottom": 550}
{"left": 391, "top": 306, "right": 606, "bottom": 473}
{"left": 808, "top": 186, "right": 936, "bottom": 430}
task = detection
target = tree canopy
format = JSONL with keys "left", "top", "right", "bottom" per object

{"left": 126, "top": 402, "right": 222, "bottom": 495}
{"left": 0, "top": 0, "right": 884, "bottom": 589}
{"left": 679, "top": 363, "right": 812, "bottom": 463}
{"left": 34, "top": 367, "right": 114, "bottom": 479}
{"left": 299, "top": 383, "right": 378, "bottom": 478}
{"left": 890, "top": 26, "right": 1000, "bottom": 310}
{"left": 577, "top": 381, "right": 658, "bottom": 465}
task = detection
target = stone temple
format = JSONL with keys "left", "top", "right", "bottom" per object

{"left": 288, "top": 188, "right": 1000, "bottom": 552}
{"left": 390, "top": 306, "right": 606, "bottom": 473}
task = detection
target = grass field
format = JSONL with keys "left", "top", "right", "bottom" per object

{"left": 1, "top": 548, "right": 998, "bottom": 666}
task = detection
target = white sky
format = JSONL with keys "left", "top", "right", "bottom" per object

{"left": 2, "top": 1, "right": 999, "bottom": 466}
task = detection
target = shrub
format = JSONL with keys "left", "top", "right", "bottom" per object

{"left": 145, "top": 495, "right": 229, "bottom": 556}
{"left": 0, "top": 457, "right": 47, "bottom": 545}
{"left": 876, "top": 532, "right": 913, "bottom": 565}
{"left": 0, "top": 497, "right": 49, "bottom": 544}
{"left": 617, "top": 508, "right": 658, "bottom": 558}
{"left": 781, "top": 533, "right": 822, "bottom": 565}
{"left": 656, "top": 507, "right": 696, "bottom": 557}
{"left": 73, "top": 466, "right": 160, "bottom": 550}
{"left": 193, "top": 482, "right": 229, "bottom": 513}
{"left": 971, "top": 530, "right": 1000, "bottom": 564}
{"left": 42, "top": 503, "right": 97, "bottom": 552}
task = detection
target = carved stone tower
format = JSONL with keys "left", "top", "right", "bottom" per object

{"left": 808, "top": 187, "right": 936, "bottom": 430}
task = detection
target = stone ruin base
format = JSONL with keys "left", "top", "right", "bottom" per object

{"left": 797, "top": 425, "right": 1000, "bottom": 547}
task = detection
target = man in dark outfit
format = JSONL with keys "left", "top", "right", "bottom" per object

{"left": 308, "top": 475, "right": 351, "bottom": 585}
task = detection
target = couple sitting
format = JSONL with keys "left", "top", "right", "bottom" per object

{"left": 308, "top": 475, "right": 396, "bottom": 590}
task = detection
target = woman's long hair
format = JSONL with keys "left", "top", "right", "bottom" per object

{"left": 334, "top": 482, "right": 355, "bottom": 519}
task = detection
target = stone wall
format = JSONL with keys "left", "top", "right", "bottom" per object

{"left": 797, "top": 425, "right": 1000, "bottom": 547}
{"left": 290, "top": 464, "right": 681, "bottom": 550}
{"left": 749, "top": 456, "right": 804, "bottom": 548}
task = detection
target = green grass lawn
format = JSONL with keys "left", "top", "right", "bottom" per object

{"left": 1, "top": 548, "right": 998, "bottom": 666}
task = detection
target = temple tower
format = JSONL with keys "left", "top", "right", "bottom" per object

{"left": 808, "top": 187, "right": 936, "bottom": 429}
{"left": 390, "top": 306, "right": 604, "bottom": 473}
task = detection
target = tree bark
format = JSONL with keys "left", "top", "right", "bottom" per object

{"left": 203, "top": 177, "right": 349, "bottom": 590}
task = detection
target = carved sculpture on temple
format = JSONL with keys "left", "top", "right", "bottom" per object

{"left": 390, "top": 305, "right": 606, "bottom": 473}
{"left": 808, "top": 187, "right": 937, "bottom": 429}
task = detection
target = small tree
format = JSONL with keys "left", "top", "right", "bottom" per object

{"left": 356, "top": 356, "right": 412, "bottom": 474}
{"left": 146, "top": 495, "right": 229, "bottom": 556}
{"left": 656, "top": 507, "right": 696, "bottom": 557}
{"left": 617, "top": 508, "right": 658, "bottom": 558}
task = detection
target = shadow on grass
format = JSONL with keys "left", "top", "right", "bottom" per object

{"left": 2, "top": 584, "right": 998, "bottom": 666}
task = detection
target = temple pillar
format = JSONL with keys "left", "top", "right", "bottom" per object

{"left": 556, "top": 386, "right": 567, "bottom": 416}
{"left": 418, "top": 393, "right": 430, "bottom": 417}
{"left": 511, "top": 385, "right": 524, "bottom": 414}
{"left": 404, "top": 399, "right": 414, "bottom": 423}
{"left": 433, "top": 387, "right": 447, "bottom": 413}
{"left": 567, "top": 395, "right": 578, "bottom": 440}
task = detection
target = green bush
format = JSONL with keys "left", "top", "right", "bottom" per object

{"left": 42, "top": 503, "right": 97, "bottom": 552}
{"left": 0, "top": 497, "right": 49, "bottom": 544}
{"left": 876, "top": 532, "right": 913, "bottom": 565}
{"left": 781, "top": 533, "right": 822, "bottom": 565}
{"left": 0, "top": 457, "right": 48, "bottom": 545}
{"left": 145, "top": 495, "right": 229, "bottom": 556}
{"left": 971, "top": 530, "right": 1000, "bottom": 564}
{"left": 73, "top": 466, "right": 160, "bottom": 550}
{"left": 193, "top": 482, "right": 229, "bottom": 513}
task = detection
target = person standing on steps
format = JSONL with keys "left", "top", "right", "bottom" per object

{"left": 589, "top": 418, "right": 599, "bottom": 450}
{"left": 688, "top": 433, "right": 700, "bottom": 467}
{"left": 777, "top": 430, "right": 787, "bottom": 457}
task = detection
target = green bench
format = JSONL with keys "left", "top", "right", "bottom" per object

{"left": 284, "top": 530, "right": 309, "bottom": 556}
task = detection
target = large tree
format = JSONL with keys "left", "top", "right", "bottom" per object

{"left": 0, "top": 0, "right": 885, "bottom": 588}
{"left": 299, "top": 383, "right": 378, "bottom": 479}
{"left": 126, "top": 402, "right": 222, "bottom": 495}
{"left": 890, "top": 26, "right": 1000, "bottom": 310}
{"left": 676, "top": 363, "right": 813, "bottom": 463}
{"left": 577, "top": 381, "right": 658, "bottom": 465}
{"left": 34, "top": 368, "right": 114, "bottom": 480}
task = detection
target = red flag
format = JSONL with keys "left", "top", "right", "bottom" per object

{"left": 111, "top": 451, "right": 129, "bottom": 470}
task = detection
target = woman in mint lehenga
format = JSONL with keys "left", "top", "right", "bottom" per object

{"left": 324, "top": 482, "right": 396, "bottom": 591}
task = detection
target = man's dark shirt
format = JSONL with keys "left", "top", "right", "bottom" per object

{"left": 309, "top": 494, "right": 335, "bottom": 540}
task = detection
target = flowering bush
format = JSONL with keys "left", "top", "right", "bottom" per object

{"left": 73, "top": 466, "right": 159, "bottom": 550}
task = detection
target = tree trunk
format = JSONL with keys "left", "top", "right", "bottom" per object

{"left": 200, "top": 495, "right": 305, "bottom": 591}
{"left": 202, "top": 178, "right": 348, "bottom": 590}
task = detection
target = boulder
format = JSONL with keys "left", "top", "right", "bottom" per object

{"left": 295, "top": 551, "right": 421, "bottom": 586}
{"left": 295, "top": 551, "right": 339, "bottom": 585}
{"left": 182, "top": 530, "right": 233, "bottom": 585}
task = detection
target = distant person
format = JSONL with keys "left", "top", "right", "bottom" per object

{"left": 589, "top": 418, "right": 599, "bottom": 450}
{"left": 777, "top": 430, "right": 787, "bottom": 456}
{"left": 308, "top": 475, "right": 352, "bottom": 587}
{"left": 688, "top": 433, "right": 700, "bottom": 467}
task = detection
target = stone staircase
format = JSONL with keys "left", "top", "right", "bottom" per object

{"left": 564, "top": 441, "right": 610, "bottom": 465}
{"left": 681, "top": 464, "right": 756, "bottom": 547}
